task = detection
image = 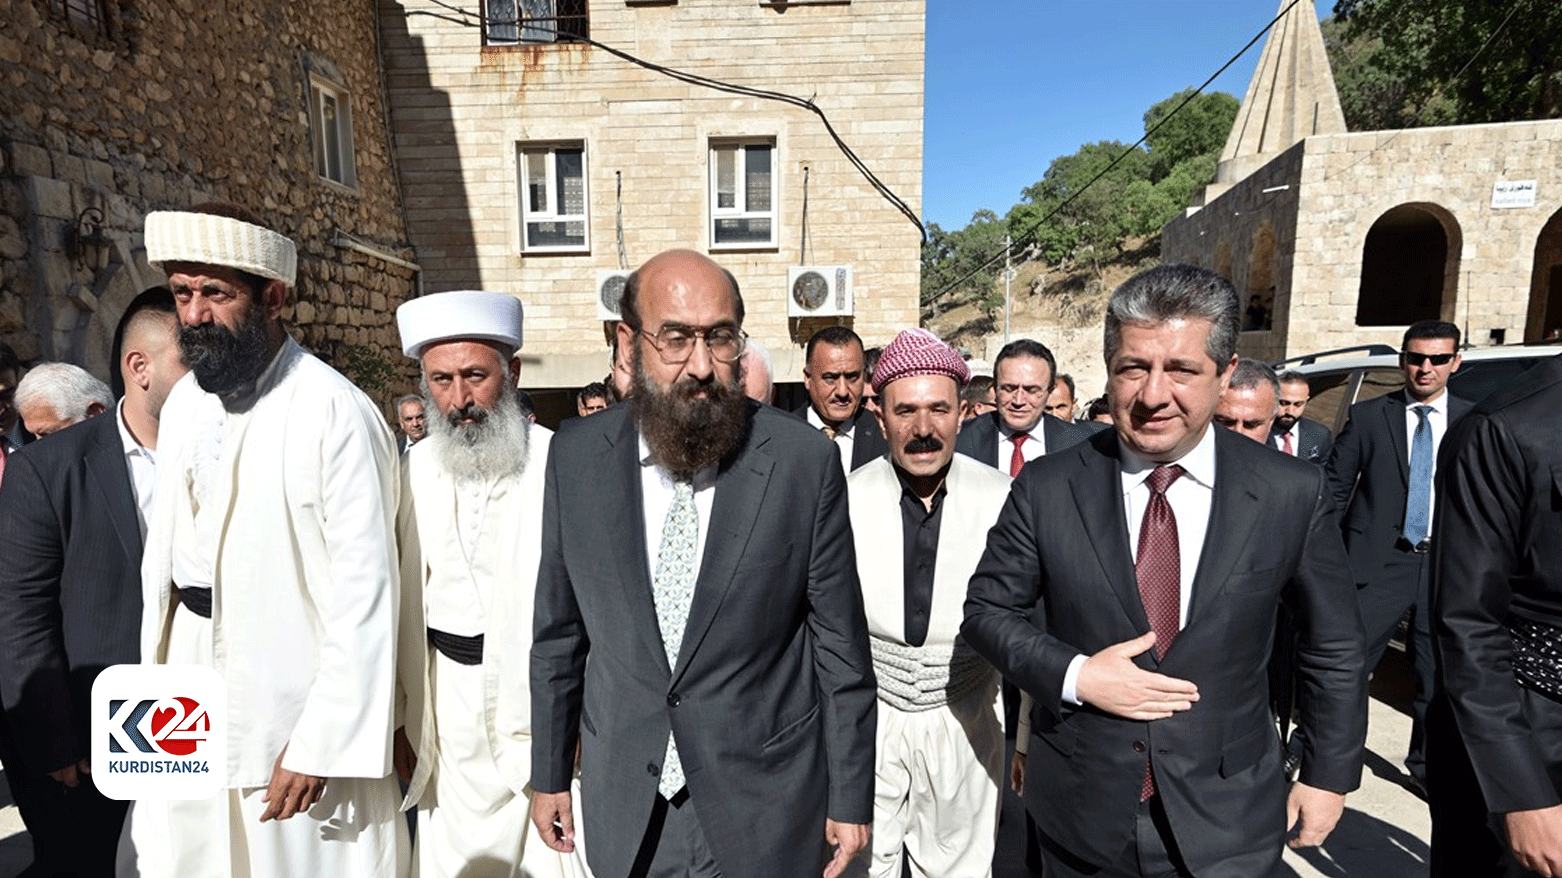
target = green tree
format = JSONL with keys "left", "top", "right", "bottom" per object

{"left": 1142, "top": 90, "right": 1240, "bottom": 180}
{"left": 920, "top": 211, "right": 1008, "bottom": 320}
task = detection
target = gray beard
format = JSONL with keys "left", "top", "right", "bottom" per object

{"left": 422, "top": 386, "right": 530, "bottom": 484}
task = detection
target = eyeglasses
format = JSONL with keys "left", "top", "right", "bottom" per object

{"left": 639, "top": 326, "right": 747, "bottom": 364}
{"left": 1401, "top": 351, "right": 1456, "bottom": 367}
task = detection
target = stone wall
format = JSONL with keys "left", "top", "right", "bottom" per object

{"left": 0, "top": 0, "right": 417, "bottom": 401}
{"left": 380, "top": 0, "right": 926, "bottom": 387}
{"left": 1165, "top": 119, "right": 1562, "bottom": 362}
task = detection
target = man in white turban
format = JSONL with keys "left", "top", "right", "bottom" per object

{"left": 127, "top": 202, "right": 407, "bottom": 877}
{"left": 392, "top": 291, "right": 589, "bottom": 878}
{"left": 845, "top": 328, "right": 1010, "bottom": 878}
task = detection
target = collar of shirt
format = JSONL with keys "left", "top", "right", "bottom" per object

{"left": 1118, "top": 422, "right": 1218, "bottom": 492}
{"left": 116, "top": 398, "right": 154, "bottom": 463}
{"left": 1404, "top": 388, "right": 1448, "bottom": 416}
{"left": 805, "top": 405, "right": 856, "bottom": 440}
{"left": 637, "top": 436, "right": 719, "bottom": 492}
{"left": 997, "top": 416, "right": 1040, "bottom": 442}
{"left": 896, "top": 469, "right": 948, "bottom": 518}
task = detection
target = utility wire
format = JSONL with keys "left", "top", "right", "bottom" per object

{"left": 928, "top": 0, "right": 1302, "bottom": 304}
{"left": 403, "top": 8, "right": 924, "bottom": 240}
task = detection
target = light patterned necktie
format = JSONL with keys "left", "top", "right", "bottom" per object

{"left": 1136, "top": 463, "right": 1184, "bottom": 800}
{"left": 652, "top": 479, "right": 698, "bottom": 798}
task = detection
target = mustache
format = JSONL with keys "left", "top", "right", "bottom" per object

{"left": 446, "top": 403, "right": 489, "bottom": 426}
{"left": 903, "top": 435, "right": 943, "bottom": 454}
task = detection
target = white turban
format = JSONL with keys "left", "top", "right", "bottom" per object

{"left": 144, "top": 211, "right": 298, "bottom": 287}
{"left": 396, "top": 291, "right": 524, "bottom": 359}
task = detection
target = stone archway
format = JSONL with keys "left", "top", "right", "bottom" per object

{"left": 1525, "top": 207, "right": 1562, "bottom": 342}
{"left": 1355, "top": 203, "right": 1462, "bottom": 327}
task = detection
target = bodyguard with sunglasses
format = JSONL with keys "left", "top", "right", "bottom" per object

{"left": 1325, "top": 320, "right": 1470, "bottom": 790}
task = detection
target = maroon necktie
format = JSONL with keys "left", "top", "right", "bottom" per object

{"left": 1008, "top": 433, "right": 1029, "bottom": 478}
{"left": 1136, "top": 463, "right": 1184, "bottom": 800}
{"left": 1282, "top": 430, "right": 1295, "bottom": 456}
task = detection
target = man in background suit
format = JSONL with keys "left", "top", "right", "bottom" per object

{"left": 956, "top": 339, "right": 1097, "bottom": 478}
{"left": 794, "top": 325, "right": 887, "bottom": 472}
{"left": 396, "top": 394, "right": 427, "bottom": 454}
{"left": 1327, "top": 319, "right": 1471, "bottom": 789}
{"left": 531, "top": 249, "right": 877, "bottom": 878}
{"left": 1271, "top": 371, "right": 1332, "bottom": 464}
{"left": 0, "top": 288, "right": 185, "bottom": 876}
{"left": 1213, "top": 358, "right": 1280, "bottom": 444}
{"left": 964, "top": 264, "right": 1366, "bottom": 877}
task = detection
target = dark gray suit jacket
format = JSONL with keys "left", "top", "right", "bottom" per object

{"left": 790, "top": 403, "right": 886, "bottom": 471}
{"left": 963, "top": 427, "right": 1366, "bottom": 874}
{"left": 1269, "top": 416, "right": 1333, "bottom": 464}
{"left": 531, "top": 403, "right": 877, "bottom": 878}
{"left": 955, "top": 410, "right": 1098, "bottom": 470}
{"left": 0, "top": 411, "right": 143, "bottom": 775}
{"left": 1326, "top": 390, "right": 1472, "bottom": 584}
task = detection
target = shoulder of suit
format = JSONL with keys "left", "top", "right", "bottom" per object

{"left": 755, "top": 401, "right": 838, "bottom": 450}
{"left": 1219, "top": 425, "right": 1323, "bottom": 483}
{"left": 1467, "top": 355, "right": 1562, "bottom": 420}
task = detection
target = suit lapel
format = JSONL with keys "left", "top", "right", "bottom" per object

{"left": 1383, "top": 393, "right": 1410, "bottom": 486}
{"left": 672, "top": 432, "right": 774, "bottom": 683}
{"left": 1185, "top": 433, "right": 1264, "bottom": 629}
{"left": 1068, "top": 440, "right": 1150, "bottom": 639}
{"left": 85, "top": 415, "right": 142, "bottom": 558}
{"left": 604, "top": 415, "right": 668, "bottom": 676}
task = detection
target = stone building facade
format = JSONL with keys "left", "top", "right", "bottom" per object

{"left": 0, "top": 0, "right": 416, "bottom": 398}
{"left": 1162, "top": 0, "right": 1562, "bottom": 362}
{"left": 379, "top": 0, "right": 925, "bottom": 391}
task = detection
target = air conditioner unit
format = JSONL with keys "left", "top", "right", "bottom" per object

{"left": 787, "top": 266, "right": 853, "bottom": 318}
{"left": 596, "top": 270, "right": 630, "bottom": 321}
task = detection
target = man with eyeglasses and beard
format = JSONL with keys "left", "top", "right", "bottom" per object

{"left": 391, "top": 291, "right": 585, "bottom": 878}
{"left": 128, "top": 204, "right": 406, "bottom": 877}
{"left": 530, "top": 249, "right": 877, "bottom": 878}
{"left": 1326, "top": 319, "right": 1471, "bottom": 794}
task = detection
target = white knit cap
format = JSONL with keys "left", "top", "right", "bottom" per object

{"left": 397, "top": 291, "right": 524, "bottom": 359}
{"left": 144, "top": 211, "right": 298, "bottom": 287}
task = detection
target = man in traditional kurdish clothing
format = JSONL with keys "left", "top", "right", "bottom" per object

{"left": 845, "top": 329, "right": 1011, "bottom": 878}
{"left": 128, "top": 203, "right": 406, "bottom": 877}
{"left": 392, "top": 290, "right": 588, "bottom": 878}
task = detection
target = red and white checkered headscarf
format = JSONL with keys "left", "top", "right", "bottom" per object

{"left": 871, "top": 328, "right": 970, "bottom": 393}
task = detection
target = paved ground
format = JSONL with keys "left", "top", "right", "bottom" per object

{"left": 0, "top": 653, "right": 1433, "bottom": 877}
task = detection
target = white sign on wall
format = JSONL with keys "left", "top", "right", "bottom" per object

{"left": 1492, "top": 180, "right": 1538, "bottom": 209}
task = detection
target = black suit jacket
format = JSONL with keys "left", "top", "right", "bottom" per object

{"left": 531, "top": 403, "right": 877, "bottom": 878}
{"left": 954, "top": 410, "right": 1097, "bottom": 470}
{"left": 0, "top": 412, "right": 143, "bottom": 775}
{"left": 1434, "top": 354, "right": 1562, "bottom": 813}
{"left": 962, "top": 427, "right": 1366, "bottom": 873}
{"left": 790, "top": 403, "right": 886, "bottom": 470}
{"left": 1269, "top": 416, "right": 1333, "bottom": 464}
{"left": 1326, "top": 390, "right": 1473, "bottom": 584}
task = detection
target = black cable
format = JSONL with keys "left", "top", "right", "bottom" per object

{"left": 927, "top": 0, "right": 1302, "bottom": 303}
{"left": 402, "top": 8, "right": 925, "bottom": 241}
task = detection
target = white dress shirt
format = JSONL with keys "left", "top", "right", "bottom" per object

{"left": 806, "top": 406, "right": 855, "bottom": 473}
{"left": 116, "top": 399, "right": 157, "bottom": 538}
{"left": 1275, "top": 421, "right": 1301, "bottom": 456}
{"left": 1062, "top": 425, "right": 1217, "bottom": 705}
{"left": 998, "top": 417, "right": 1047, "bottom": 469}
{"left": 638, "top": 436, "right": 718, "bottom": 587}
{"left": 1404, "top": 389, "right": 1450, "bottom": 529}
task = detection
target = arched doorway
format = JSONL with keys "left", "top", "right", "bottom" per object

{"left": 1526, "top": 208, "right": 1562, "bottom": 342}
{"left": 1355, "top": 204, "right": 1461, "bottom": 327}
{"left": 1245, "top": 223, "right": 1276, "bottom": 331}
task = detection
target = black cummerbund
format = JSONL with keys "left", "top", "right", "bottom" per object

{"left": 428, "top": 628, "right": 484, "bottom": 665}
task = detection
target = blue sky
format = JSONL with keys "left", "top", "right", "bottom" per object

{"left": 922, "top": 1, "right": 1333, "bottom": 230}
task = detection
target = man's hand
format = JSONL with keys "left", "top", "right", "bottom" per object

{"left": 1286, "top": 782, "right": 1345, "bottom": 849}
{"left": 530, "top": 790, "right": 576, "bottom": 853}
{"left": 1504, "top": 804, "right": 1562, "bottom": 876}
{"left": 393, "top": 727, "right": 417, "bottom": 783}
{"left": 259, "top": 746, "right": 326, "bottom": 822}
{"left": 823, "top": 820, "right": 868, "bottom": 878}
{"left": 1011, "top": 752, "right": 1027, "bottom": 795}
{"left": 1075, "top": 632, "right": 1199, "bottom": 720}
{"left": 47, "top": 759, "right": 90, "bottom": 788}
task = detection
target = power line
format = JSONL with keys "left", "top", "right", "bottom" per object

{"left": 927, "top": 0, "right": 1303, "bottom": 304}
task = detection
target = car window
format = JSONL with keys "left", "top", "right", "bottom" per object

{"left": 1450, "top": 358, "right": 1545, "bottom": 407}
{"left": 1305, "top": 375, "right": 1354, "bottom": 434}
{"left": 1355, "top": 368, "right": 1403, "bottom": 407}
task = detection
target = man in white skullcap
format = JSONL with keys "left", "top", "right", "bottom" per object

{"left": 391, "top": 291, "right": 589, "bottom": 878}
{"left": 127, "top": 202, "right": 407, "bottom": 877}
{"left": 844, "top": 328, "right": 1011, "bottom": 878}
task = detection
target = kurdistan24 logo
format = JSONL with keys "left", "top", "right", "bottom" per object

{"left": 93, "top": 664, "right": 226, "bottom": 800}
{"left": 107, "top": 696, "right": 210, "bottom": 756}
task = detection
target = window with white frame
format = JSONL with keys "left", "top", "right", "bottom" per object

{"left": 309, "top": 75, "right": 356, "bottom": 187}
{"left": 518, "top": 143, "right": 588, "bottom": 252}
{"left": 710, "top": 140, "right": 776, "bottom": 248}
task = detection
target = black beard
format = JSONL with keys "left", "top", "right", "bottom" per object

{"left": 178, "top": 308, "right": 274, "bottom": 398}
{"left": 1274, "top": 413, "right": 1298, "bottom": 431}
{"left": 631, "top": 350, "right": 750, "bottom": 481}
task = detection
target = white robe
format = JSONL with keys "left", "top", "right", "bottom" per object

{"left": 845, "top": 455, "right": 1011, "bottom": 878}
{"left": 128, "top": 338, "right": 406, "bottom": 877}
{"left": 396, "top": 427, "right": 590, "bottom": 878}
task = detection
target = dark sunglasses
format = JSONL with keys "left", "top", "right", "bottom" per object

{"left": 1401, "top": 351, "right": 1456, "bottom": 367}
